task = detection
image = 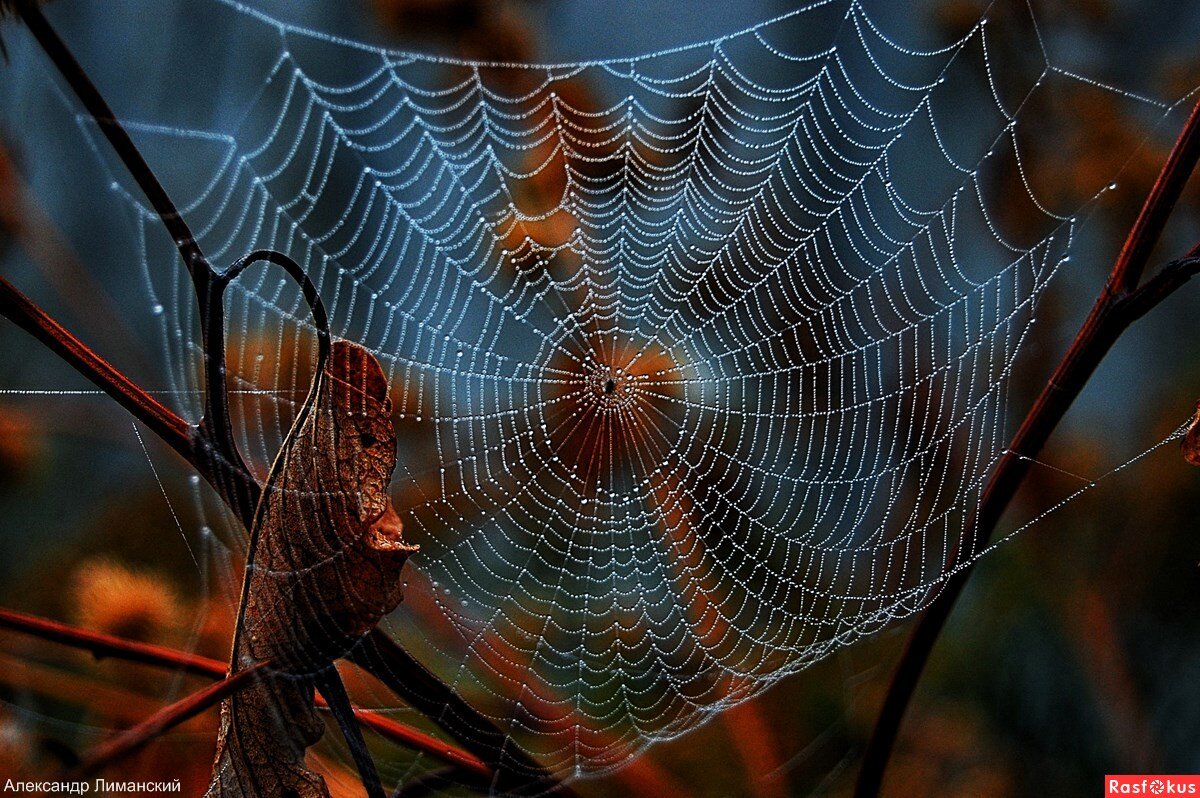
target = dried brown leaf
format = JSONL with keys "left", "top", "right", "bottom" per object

{"left": 206, "top": 340, "right": 417, "bottom": 797}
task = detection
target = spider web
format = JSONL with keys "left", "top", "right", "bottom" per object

{"left": 88, "top": 0, "right": 1178, "bottom": 784}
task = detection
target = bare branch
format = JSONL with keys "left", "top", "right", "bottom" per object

{"left": 856, "top": 96, "right": 1200, "bottom": 798}
{"left": 1108, "top": 101, "right": 1200, "bottom": 295}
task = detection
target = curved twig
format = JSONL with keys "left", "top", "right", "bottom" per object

{"left": 195, "top": 248, "right": 333, "bottom": 523}
{"left": 0, "top": 279, "right": 565, "bottom": 794}
{"left": 12, "top": 0, "right": 257, "bottom": 512}
{"left": 15, "top": 2, "right": 329, "bottom": 532}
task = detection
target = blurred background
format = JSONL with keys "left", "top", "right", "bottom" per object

{"left": 1, "top": 0, "right": 1200, "bottom": 795}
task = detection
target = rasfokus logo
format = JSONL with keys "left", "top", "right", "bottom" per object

{"left": 1106, "top": 776, "right": 1200, "bottom": 795}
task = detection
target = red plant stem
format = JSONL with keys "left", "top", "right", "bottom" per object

{"left": 347, "top": 708, "right": 491, "bottom": 781}
{"left": 855, "top": 98, "right": 1200, "bottom": 797}
{"left": 1109, "top": 100, "right": 1200, "bottom": 294}
{"left": 0, "top": 606, "right": 221, "bottom": 678}
{"left": 72, "top": 660, "right": 271, "bottom": 777}
{"left": 0, "top": 607, "right": 489, "bottom": 778}
{"left": 0, "top": 277, "right": 193, "bottom": 461}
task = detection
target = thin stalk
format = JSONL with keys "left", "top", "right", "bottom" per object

{"left": 353, "top": 631, "right": 581, "bottom": 798}
{"left": 0, "top": 606, "right": 489, "bottom": 777}
{"left": 1109, "top": 100, "right": 1200, "bottom": 294}
{"left": 13, "top": 0, "right": 203, "bottom": 272}
{"left": 343, "top": 708, "right": 491, "bottom": 781}
{"left": 0, "top": 606, "right": 220, "bottom": 678}
{"left": 0, "top": 277, "right": 191, "bottom": 461}
{"left": 855, "top": 97, "right": 1200, "bottom": 797}
{"left": 316, "top": 667, "right": 386, "bottom": 798}
{"left": 71, "top": 660, "right": 272, "bottom": 777}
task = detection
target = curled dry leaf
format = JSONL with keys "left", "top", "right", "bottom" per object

{"left": 207, "top": 340, "right": 418, "bottom": 798}
{"left": 1184, "top": 401, "right": 1200, "bottom": 467}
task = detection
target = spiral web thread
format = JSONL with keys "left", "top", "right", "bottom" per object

{"left": 89, "top": 0, "right": 1179, "bottom": 782}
